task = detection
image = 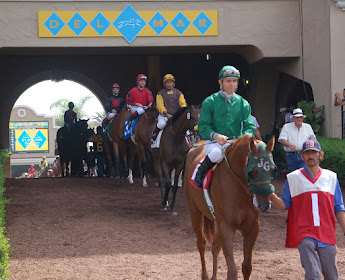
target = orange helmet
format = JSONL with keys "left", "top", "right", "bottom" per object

{"left": 163, "top": 74, "right": 175, "bottom": 83}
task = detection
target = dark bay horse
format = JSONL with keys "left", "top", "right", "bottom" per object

{"left": 184, "top": 135, "right": 276, "bottom": 280}
{"left": 56, "top": 119, "right": 93, "bottom": 177}
{"left": 110, "top": 107, "right": 159, "bottom": 186}
{"left": 158, "top": 105, "right": 200, "bottom": 215}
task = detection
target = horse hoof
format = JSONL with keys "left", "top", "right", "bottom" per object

{"left": 143, "top": 183, "right": 148, "bottom": 188}
{"left": 172, "top": 211, "right": 178, "bottom": 216}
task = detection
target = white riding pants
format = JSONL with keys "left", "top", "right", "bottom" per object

{"left": 106, "top": 112, "right": 116, "bottom": 120}
{"left": 130, "top": 106, "right": 145, "bottom": 115}
{"left": 204, "top": 141, "right": 231, "bottom": 163}
{"left": 157, "top": 114, "right": 168, "bottom": 129}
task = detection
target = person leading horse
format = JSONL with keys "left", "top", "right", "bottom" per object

{"left": 194, "top": 65, "right": 255, "bottom": 188}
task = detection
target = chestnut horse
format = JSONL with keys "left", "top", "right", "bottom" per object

{"left": 184, "top": 135, "right": 276, "bottom": 280}
{"left": 110, "top": 107, "right": 159, "bottom": 186}
{"left": 158, "top": 105, "right": 200, "bottom": 215}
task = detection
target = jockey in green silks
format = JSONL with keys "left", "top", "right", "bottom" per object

{"left": 194, "top": 65, "right": 255, "bottom": 188}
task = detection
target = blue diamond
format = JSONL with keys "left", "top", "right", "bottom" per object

{"left": 18, "top": 131, "right": 31, "bottom": 149}
{"left": 171, "top": 12, "right": 190, "bottom": 35}
{"left": 44, "top": 12, "right": 65, "bottom": 36}
{"left": 148, "top": 12, "right": 168, "bottom": 36}
{"left": 90, "top": 12, "right": 111, "bottom": 36}
{"left": 193, "top": 11, "right": 213, "bottom": 35}
{"left": 113, "top": 4, "right": 146, "bottom": 43}
{"left": 67, "top": 12, "right": 88, "bottom": 36}
{"left": 33, "top": 130, "right": 47, "bottom": 149}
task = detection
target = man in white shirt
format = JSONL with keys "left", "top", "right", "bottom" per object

{"left": 278, "top": 108, "right": 316, "bottom": 172}
{"left": 251, "top": 115, "right": 262, "bottom": 140}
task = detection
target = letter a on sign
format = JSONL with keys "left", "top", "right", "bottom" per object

{"left": 177, "top": 19, "right": 185, "bottom": 27}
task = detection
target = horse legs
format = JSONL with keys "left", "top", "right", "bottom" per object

{"left": 191, "top": 211, "right": 209, "bottom": 280}
{"left": 161, "top": 161, "right": 171, "bottom": 209}
{"left": 119, "top": 140, "right": 129, "bottom": 179}
{"left": 219, "top": 222, "right": 238, "bottom": 280}
{"left": 112, "top": 141, "right": 120, "bottom": 178}
{"left": 211, "top": 231, "right": 222, "bottom": 280}
{"left": 241, "top": 219, "right": 259, "bottom": 280}
{"left": 138, "top": 144, "right": 148, "bottom": 187}
{"left": 127, "top": 143, "right": 137, "bottom": 185}
{"left": 170, "top": 165, "right": 183, "bottom": 215}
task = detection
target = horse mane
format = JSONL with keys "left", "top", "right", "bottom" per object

{"left": 224, "top": 134, "right": 254, "bottom": 158}
{"left": 166, "top": 106, "right": 189, "bottom": 127}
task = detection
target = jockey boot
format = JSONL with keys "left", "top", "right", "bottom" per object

{"left": 194, "top": 156, "right": 215, "bottom": 188}
{"left": 151, "top": 126, "right": 160, "bottom": 144}
{"left": 128, "top": 111, "right": 139, "bottom": 126}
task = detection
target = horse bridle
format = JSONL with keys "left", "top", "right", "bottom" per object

{"left": 222, "top": 148, "right": 250, "bottom": 194}
{"left": 170, "top": 108, "right": 198, "bottom": 137}
{"left": 223, "top": 142, "right": 277, "bottom": 196}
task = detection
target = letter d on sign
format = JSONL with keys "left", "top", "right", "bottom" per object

{"left": 50, "top": 20, "right": 59, "bottom": 28}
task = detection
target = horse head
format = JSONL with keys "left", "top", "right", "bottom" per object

{"left": 224, "top": 135, "right": 277, "bottom": 212}
{"left": 187, "top": 105, "right": 201, "bottom": 133}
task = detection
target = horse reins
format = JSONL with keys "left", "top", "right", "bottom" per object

{"left": 222, "top": 148, "right": 251, "bottom": 194}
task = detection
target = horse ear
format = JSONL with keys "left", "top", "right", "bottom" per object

{"left": 266, "top": 136, "right": 275, "bottom": 154}
{"left": 250, "top": 136, "right": 259, "bottom": 157}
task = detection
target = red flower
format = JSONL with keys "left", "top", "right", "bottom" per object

{"left": 313, "top": 108, "right": 318, "bottom": 112}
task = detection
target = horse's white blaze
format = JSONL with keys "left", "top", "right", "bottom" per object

{"left": 128, "top": 169, "right": 134, "bottom": 184}
{"left": 143, "top": 176, "right": 148, "bottom": 187}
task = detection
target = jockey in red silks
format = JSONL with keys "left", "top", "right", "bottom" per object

{"left": 103, "top": 83, "right": 125, "bottom": 132}
{"left": 126, "top": 74, "right": 154, "bottom": 125}
{"left": 28, "top": 164, "right": 36, "bottom": 178}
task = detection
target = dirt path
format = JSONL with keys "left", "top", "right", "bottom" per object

{"left": 4, "top": 175, "right": 345, "bottom": 279}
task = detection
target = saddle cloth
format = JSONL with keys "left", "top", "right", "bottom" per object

{"left": 124, "top": 116, "right": 139, "bottom": 140}
{"left": 190, "top": 156, "right": 213, "bottom": 190}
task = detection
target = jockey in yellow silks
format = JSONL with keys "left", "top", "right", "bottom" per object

{"left": 151, "top": 74, "right": 187, "bottom": 145}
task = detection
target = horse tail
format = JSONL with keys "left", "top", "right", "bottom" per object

{"left": 204, "top": 216, "right": 216, "bottom": 245}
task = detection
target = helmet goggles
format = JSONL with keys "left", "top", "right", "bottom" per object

{"left": 219, "top": 66, "right": 240, "bottom": 80}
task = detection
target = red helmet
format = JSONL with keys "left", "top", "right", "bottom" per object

{"left": 112, "top": 83, "right": 120, "bottom": 88}
{"left": 137, "top": 74, "right": 147, "bottom": 81}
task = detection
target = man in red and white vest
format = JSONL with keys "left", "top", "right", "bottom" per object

{"left": 269, "top": 139, "right": 345, "bottom": 280}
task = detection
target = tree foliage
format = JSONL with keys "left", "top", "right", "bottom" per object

{"left": 50, "top": 96, "right": 92, "bottom": 127}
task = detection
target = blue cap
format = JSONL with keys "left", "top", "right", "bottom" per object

{"left": 302, "top": 140, "right": 321, "bottom": 153}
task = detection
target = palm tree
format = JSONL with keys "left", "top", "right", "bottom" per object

{"left": 90, "top": 111, "right": 106, "bottom": 128}
{"left": 50, "top": 96, "right": 92, "bottom": 127}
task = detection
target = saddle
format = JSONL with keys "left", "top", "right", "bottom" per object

{"left": 124, "top": 116, "right": 139, "bottom": 140}
{"left": 190, "top": 157, "right": 216, "bottom": 220}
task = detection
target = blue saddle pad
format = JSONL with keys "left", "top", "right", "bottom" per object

{"left": 124, "top": 116, "right": 139, "bottom": 140}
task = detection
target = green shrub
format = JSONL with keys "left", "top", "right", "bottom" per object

{"left": 318, "top": 137, "right": 345, "bottom": 180}
{"left": 297, "top": 100, "right": 324, "bottom": 135}
{"left": 0, "top": 151, "right": 11, "bottom": 280}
